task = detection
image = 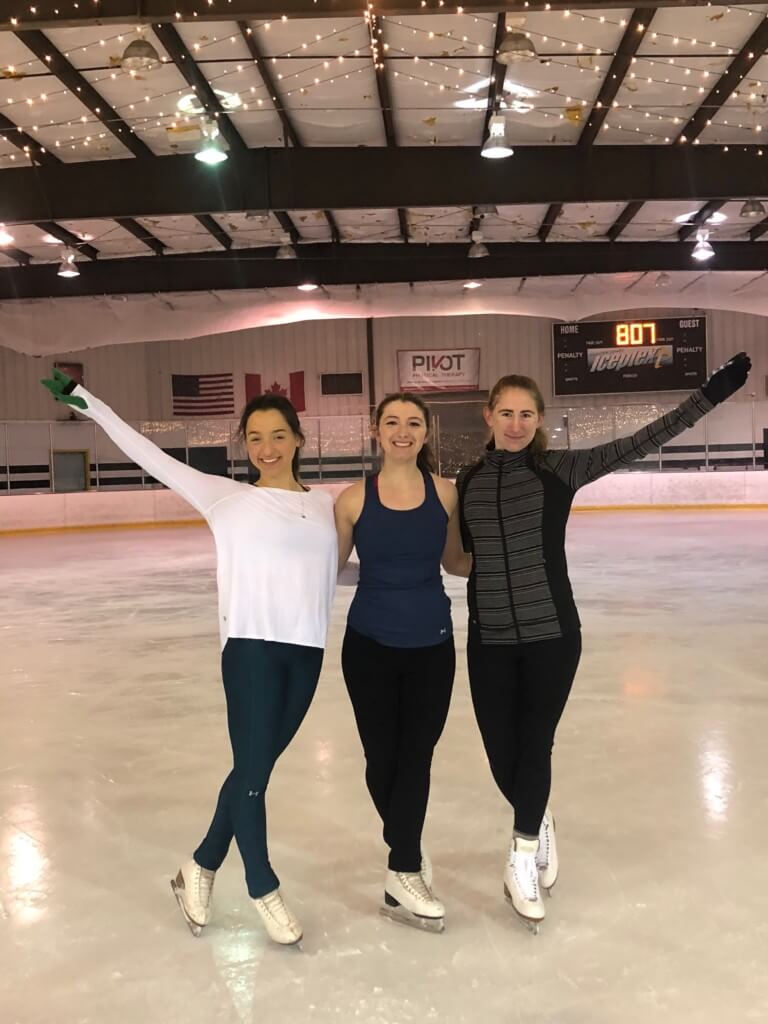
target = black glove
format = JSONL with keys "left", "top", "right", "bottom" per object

{"left": 40, "top": 367, "right": 88, "bottom": 410}
{"left": 700, "top": 352, "right": 751, "bottom": 406}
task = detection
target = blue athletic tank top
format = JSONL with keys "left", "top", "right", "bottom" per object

{"left": 347, "top": 471, "right": 452, "bottom": 648}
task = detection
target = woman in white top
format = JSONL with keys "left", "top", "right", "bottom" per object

{"left": 41, "top": 369, "right": 338, "bottom": 946}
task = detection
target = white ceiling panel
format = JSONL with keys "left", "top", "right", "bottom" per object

{"left": 137, "top": 215, "right": 228, "bottom": 252}
{"left": 481, "top": 205, "right": 548, "bottom": 242}
{"left": 408, "top": 206, "right": 472, "bottom": 242}
{"left": 245, "top": 17, "right": 370, "bottom": 59}
{"left": 288, "top": 210, "right": 332, "bottom": 242}
{"left": 276, "top": 59, "right": 384, "bottom": 146}
{"left": 332, "top": 209, "right": 401, "bottom": 242}
{"left": 637, "top": 5, "right": 768, "bottom": 58}
{"left": 212, "top": 212, "right": 291, "bottom": 248}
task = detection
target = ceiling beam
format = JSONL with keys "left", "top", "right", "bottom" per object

{"left": 0, "top": 1, "right": 721, "bottom": 31}
{"left": 586, "top": 9, "right": 655, "bottom": 243}
{"left": 749, "top": 215, "right": 768, "bottom": 242}
{"left": 15, "top": 29, "right": 154, "bottom": 160}
{"left": 538, "top": 204, "right": 563, "bottom": 243}
{"left": 676, "top": 15, "right": 768, "bottom": 144}
{"left": 34, "top": 221, "right": 99, "bottom": 260}
{"left": 606, "top": 200, "right": 644, "bottom": 242}
{"left": 237, "top": 22, "right": 300, "bottom": 148}
{"left": 3, "top": 146, "right": 768, "bottom": 224}
{"left": 0, "top": 112, "right": 57, "bottom": 167}
{"left": 236, "top": 21, "right": 336, "bottom": 242}
{"left": 482, "top": 14, "right": 509, "bottom": 144}
{"left": 2, "top": 247, "right": 32, "bottom": 266}
{"left": 677, "top": 200, "right": 726, "bottom": 242}
{"left": 4, "top": 240, "right": 768, "bottom": 301}
{"left": 114, "top": 218, "right": 166, "bottom": 255}
{"left": 369, "top": 12, "right": 408, "bottom": 242}
{"left": 274, "top": 210, "right": 300, "bottom": 246}
{"left": 578, "top": 9, "right": 656, "bottom": 147}
{"left": 152, "top": 23, "right": 246, "bottom": 159}
{"left": 194, "top": 215, "right": 232, "bottom": 250}
{"left": 151, "top": 22, "right": 241, "bottom": 248}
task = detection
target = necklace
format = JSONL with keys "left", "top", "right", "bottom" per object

{"left": 254, "top": 481, "right": 307, "bottom": 518}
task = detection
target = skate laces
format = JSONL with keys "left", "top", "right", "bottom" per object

{"left": 397, "top": 871, "right": 433, "bottom": 903}
{"left": 192, "top": 863, "right": 215, "bottom": 907}
{"left": 513, "top": 851, "right": 540, "bottom": 903}
{"left": 260, "top": 889, "right": 292, "bottom": 925}
{"left": 536, "top": 816, "right": 551, "bottom": 870}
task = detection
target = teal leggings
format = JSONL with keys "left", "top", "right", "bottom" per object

{"left": 194, "top": 638, "right": 323, "bottom": 898}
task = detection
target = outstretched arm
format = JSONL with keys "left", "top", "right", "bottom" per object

{"left": 40, "top": 369, "right": 238, "bottom": 517}
{"left": 546, "top": 353, "right": 752, "bottom": 491}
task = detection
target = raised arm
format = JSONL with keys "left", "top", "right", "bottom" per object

{"left": 334, "top": 481, "right": 363, "bottom": 573}
{"left": 41, "top": 369, "right": 238, "bottom": 517}
{"left": 545, "top": 353, "right": 751, "bottom": 491}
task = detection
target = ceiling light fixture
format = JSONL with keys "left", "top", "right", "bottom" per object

{"left": 57, "top": 249, "right": 80, "bottom": 278}
{"left": 692, "top": 229, "right": 715, "bottom": 262}
{"left": 177, "top": 89, "right": 242, "bottom": 116}
{"left": 0, "top": 226, "right": 14, "bottom": 246}
{"left": 496, "top": 17, "right": 538, "bottom": 65}
{"left": 297, "top": 282, "right": 318, "bottom": 292}
{"left": 121, "top": 26, "right": 161, "bottom": 73}
{"left": 481, "top": 114, "right": 514, "bottom": 159}
{"left": 276, "top": 234, "right": 297, "bottom": 260}
{"left": 194, "top": 122, "right": 228, "bottom": 165}
{"left": 463, "top": 280, "right": 483, "bottom": 289}
{"left": 468, "top": 231, "right": 489, "bottom": 258}
{"left": 740, "top": 198, "right": 766, "bottom": 218}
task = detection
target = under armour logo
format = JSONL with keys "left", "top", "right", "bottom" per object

{"left": 248, "top": 790, "right": 260, "bottom": 797}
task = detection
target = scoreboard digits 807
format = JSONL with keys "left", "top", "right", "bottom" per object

{"left": 615, "top": 322, "right": 657, "bottom": 346}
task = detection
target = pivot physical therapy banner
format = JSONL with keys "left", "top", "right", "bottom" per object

{"left": 397, "top": 348, "right": 480, "bottom": 392}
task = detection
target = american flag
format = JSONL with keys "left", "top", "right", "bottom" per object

{"left": 172, "top": 373, "right": 235, "bottom": 417}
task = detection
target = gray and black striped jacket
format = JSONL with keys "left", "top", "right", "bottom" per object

{"left": 457, "top": 390, "right": 713, "bottom": 645}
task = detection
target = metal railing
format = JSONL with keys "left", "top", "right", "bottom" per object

{"left": 1, "top": 399, "right": 766, "bottom": 494}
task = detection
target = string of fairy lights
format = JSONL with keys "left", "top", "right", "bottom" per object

{"left": 2, "top": 2, "right": 768, "bottom": 266}
{"left": 2, "top": 4, "right": 768, "bottom": 166}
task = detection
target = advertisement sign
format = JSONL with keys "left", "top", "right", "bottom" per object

{"left": 397, "top": 348, "right": 480, "bottom": 392}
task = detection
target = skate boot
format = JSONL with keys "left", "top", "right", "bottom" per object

{"left": 536, "top": 809, "right": 558, "bottom": 894}
{"left": 503, "top": 836, "right": 545, "bottom": 934}
{"left": 381, "top": 869, "right": 445, "bottom": 933}
{"left": 252, "top": 888, "right": 303, "bottom": 945}
{"left": 170, "top": 858, "right": 216, "bottom": 937}
{"left": 420, "top": 849, "right": 433, "bottom": 889}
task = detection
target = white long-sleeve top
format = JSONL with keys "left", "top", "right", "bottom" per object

{"left": 74, "top": 386, "right": 338, "bottom": 650}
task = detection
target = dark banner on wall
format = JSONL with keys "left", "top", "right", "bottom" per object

{"left": 552, "top": 317, "right": 707, "bottom": 396}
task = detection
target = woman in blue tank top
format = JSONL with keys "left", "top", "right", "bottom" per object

{"left": 335, "top": 393, "right": 470, "bottom": 933}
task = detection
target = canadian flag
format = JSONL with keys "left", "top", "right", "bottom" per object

{"left": 245, "top": 371, "right": 305, "bottom": 412}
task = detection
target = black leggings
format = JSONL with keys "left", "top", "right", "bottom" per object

{"left": 341, "top": 627, "right": 455, "bottom": 873}
{"left": 194, "top": 638, "right": 323, "bottom": 898}
{"left": 467, "top": 627, "right": 582, "bottom": 837}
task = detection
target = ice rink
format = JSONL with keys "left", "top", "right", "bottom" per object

{"left": 2, "top": 511, "right": 767, "bottom": 1024}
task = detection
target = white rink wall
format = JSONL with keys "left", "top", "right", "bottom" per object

{"left": 1, "top": 473, "right": 767, "bottom": 533}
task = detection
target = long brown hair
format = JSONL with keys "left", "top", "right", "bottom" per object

{"left": 238, "top": 393, "right": 305, "bottom": 482}
{"left": 486, "top": 374, "right": 548, "bottom": 455}
{"left": 374, "top": 392, "right": 436, "bottom": 473}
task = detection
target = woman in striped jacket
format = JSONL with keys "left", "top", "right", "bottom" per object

{"left": 457, "top": 353, "right": 751, "bottom": 932}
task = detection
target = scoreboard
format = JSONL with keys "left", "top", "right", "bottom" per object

{"left": 552, "top": 316, "right": 708, "bottom": 397}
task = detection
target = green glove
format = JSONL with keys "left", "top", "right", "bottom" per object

{"left": 40, "top": 368, "right": 88, "bottom": 410}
